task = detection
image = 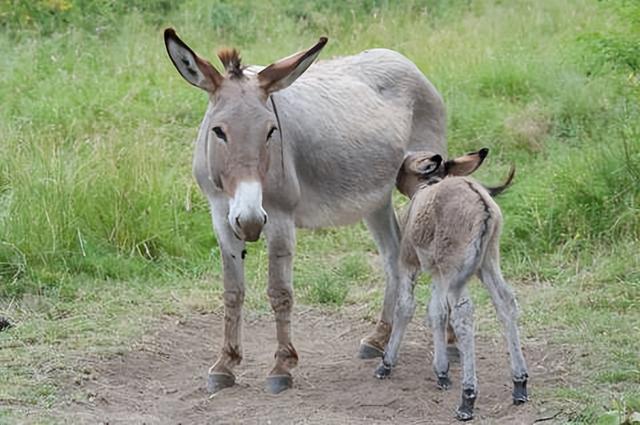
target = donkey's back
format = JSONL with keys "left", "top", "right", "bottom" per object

{"left": 273, "top": 48, "right": 447, "bottom": 227}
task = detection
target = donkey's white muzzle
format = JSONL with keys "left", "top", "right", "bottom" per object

{"left": 228, "top": 181, "right": 267, "bottom": 242}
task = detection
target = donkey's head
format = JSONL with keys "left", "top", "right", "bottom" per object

{"left": 396, "top": 148, "right": 489, "bottom": 198}
{"left": 164, "top": 29, "right": 327, "bottom": 241}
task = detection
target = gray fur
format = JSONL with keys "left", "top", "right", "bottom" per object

{"left": 164, "top": 30, "right": 446, "bottom": 388}
{"left": 380, "top": 151, "right": 528, "bottom": 417}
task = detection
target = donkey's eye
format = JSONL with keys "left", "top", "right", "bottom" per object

{"left": 266, "top": 126, "right": 277, "bottom": 141}
{"left": 212, "top": 126, "right": 227, "bottom": 142}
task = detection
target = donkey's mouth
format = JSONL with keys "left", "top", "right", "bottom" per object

{"left": 231, "top": 227, "right": 262, "bottom": 242}
{"left": 241, "top": 229, "right": 262, "bottom": 242}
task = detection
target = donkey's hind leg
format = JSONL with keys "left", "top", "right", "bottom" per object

{"left": 429, "top": 248, "right": 482, "bottom": 420}
{"left": 374, "top": 259, "right": 419, "bottom": 379}
{"left": 477, "top": 240, "right": 529, "bottom": 405}
{"left": 449, "top": 286, "right": 477, "bottom": 421}
{"left": 428, "top": 279, "right": 453, "bottom": 390}
{"left": 359, "top": 198, "right": 401, "bottom": 359}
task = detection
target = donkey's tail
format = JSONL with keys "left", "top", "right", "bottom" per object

{"left": 483, "top": 165, "right": 515, "bottom": 197}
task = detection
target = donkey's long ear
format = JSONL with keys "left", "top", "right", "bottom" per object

{"left": 258, "top": 37, "right": 328, "bottom": 93}
{"left": 445, "top": 148, "right": 489, "bottom": 176}
{"left": 164, "top": 28, "right": 223, "bottom": 92}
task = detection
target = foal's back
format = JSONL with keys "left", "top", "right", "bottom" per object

{"left": 402, "top": 177, "right": 502, "bottom": 274}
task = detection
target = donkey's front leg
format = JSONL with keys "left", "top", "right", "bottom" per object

{"left": 265, "top": 213, "right": 298, "bottom": 394}
{"left": 208, "top": 203, "right": 246, "bottom": 393}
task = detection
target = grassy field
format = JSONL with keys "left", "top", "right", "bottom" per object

{"left": 1, "top": 0, "right": 639, "bottom": 423}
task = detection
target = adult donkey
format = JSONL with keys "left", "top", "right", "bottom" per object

{"left": 164, "top": 29, "right": 446, "bottom": 394}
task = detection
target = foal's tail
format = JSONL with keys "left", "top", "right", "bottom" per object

{"left": 483, "top": 165, "right": 515, "bottom": 198}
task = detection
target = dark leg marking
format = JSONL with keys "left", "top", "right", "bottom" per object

{"left": 0, "top": 316, "right": 12, "bottom": 332}
{"left": 374, "top": 358, "right": 393, "bottom": 379}
{"left": 437, "top": 374, "right": 452, "bottom": 390}
{"left": 456, "top": 388, "right": 477, "bottom": 421}
{"left": 437, "top": 362, "right": 451, "bottom": 390}
{"left": 513, "top": 373, "right": 529, "bottom": 405}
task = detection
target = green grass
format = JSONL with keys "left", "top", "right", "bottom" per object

{"left": 1, "top": 0, "right": 639, "bottom": 423}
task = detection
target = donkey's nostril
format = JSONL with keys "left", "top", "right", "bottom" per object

{"left": 263, "top": 214, "right": 268, "bottom": 225}
{"left": 235, "top": 216, "right": 241, "bottom": 229}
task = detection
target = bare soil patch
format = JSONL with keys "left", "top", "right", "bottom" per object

{"left": 61, "top": 307, "right": 564, "bottom": 424}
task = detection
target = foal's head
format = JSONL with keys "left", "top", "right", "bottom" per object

{"left": 396, "top": 148, "right": 489, "bottom": 198}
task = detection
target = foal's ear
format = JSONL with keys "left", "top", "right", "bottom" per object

{"left": 445, "top": 148, "right": 489, "bottom": 176}
{"left": 258, "top": 37, "right": 328, "bottom": 94}
{"left": 419, "top": 154, "right": 443, "bottom": 176}
{"left": 164, "top": 28, "right": 223, "bottom": 92}
{"left": 404, "top": 153, "right": 443, "bottom": 176}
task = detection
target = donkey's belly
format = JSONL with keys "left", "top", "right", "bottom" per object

{"left": 292, "top": 180, "right": 396, "bottom": 228}
{"left": 289, "top": 132, "right": 405, "bottom": 228}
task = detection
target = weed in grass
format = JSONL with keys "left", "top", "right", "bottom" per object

{"left": 305, "top": 270, "right": 350, "bottom": 306}
{"left": 336, "top": 254, "right": 372, "bottom": 283}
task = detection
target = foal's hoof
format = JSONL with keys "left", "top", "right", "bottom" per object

{"left": 455, "top": 388, "right": 477, "bottom": 422}
{"left": 447, "top": 345, "right": 461, "bottom": 363}
{"left": 374, "top": 362, "right": 392, "bottom": 379}
{"left": 0, "top": 316, "right": 12, "bottom": 332}
{"left": 512, "top": 378, "right": 528, "bottom": 405}
{"left": 207, "top": 372, "right": 235, "bottom": 393}
{"left": 455, "top": 407, "right": 474, "bottom": 422}
{"left": 437, "top": 375, "right": 452, "bottom": 390}
{"left": 265, "top": 374, "right": 292, "bottom": 394}
{"left": 358, "top": 342, "right": 384, "bottom": 359}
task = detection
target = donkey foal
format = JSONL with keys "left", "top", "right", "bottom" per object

{"left": 375, "top": 149, "right": 528, "bottom": 421}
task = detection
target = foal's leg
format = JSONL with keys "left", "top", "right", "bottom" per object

{"left": 430, "top": 255, "right": 480, "bottom": 395}
{"left": 447, "top": 308, "right": 461, "bottom": 361}
{"left": 428, "top": 278, "right": 452, "bottom": 390}
{"left": 264, "top": 212, "right": 298, "bottom": 393}
{"left": 449, "top": 286, "right": 478, "bottom": 421}
{"left": 478, "top": 242, "right": 529, "bottom": 404}
{"left": 208, "top": 201, "right": 246, "bottom": 393}
{"left": 359, "top": 199, "right": 401, "bottom": 359}
{"left": 374, "top": 260, "right": 419, "bottom": 378}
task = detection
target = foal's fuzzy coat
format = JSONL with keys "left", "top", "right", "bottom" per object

{"left": 376, "top": 150, "right": 528, "bottom": 421}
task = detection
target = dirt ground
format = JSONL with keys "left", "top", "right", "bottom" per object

{"left": 60, "top": 307, "right": 566, "bottom": 424}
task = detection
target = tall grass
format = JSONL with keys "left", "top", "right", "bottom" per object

{"left": 1, "top": 0, "right": 638, "bottom": 297}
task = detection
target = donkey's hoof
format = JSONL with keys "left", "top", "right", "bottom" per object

{"left": 447, "top": 345, "right": 461, "bottom": 363}
{"left": 207, "top": 372, "right": 235, "bottom": 393}
{"left": 437, "top": 375, "right": 452, "bottom": 390}
{"left": 265, "top": 374, "right": 292, "bottom": 394}
{"left": 456, "top": 388, "right": 477, "bottom": 421}
{"left": 0, "top": 316, "right": 12, "bottom": 332}
{"left": 455, "top": 407, "right": 474, "bottom": 422}
{"left": 513, "top": 379, "right": 528, "bottom": 405}
{"left": 358, "top": 342, "right": 384, "bottom": 359}
{"left": 374, "top": 362, "right": 392, "bottom": 379}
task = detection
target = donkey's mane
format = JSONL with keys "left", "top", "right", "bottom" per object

{"left": 217, "top": 48, "right": 244, "bottom": 79}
